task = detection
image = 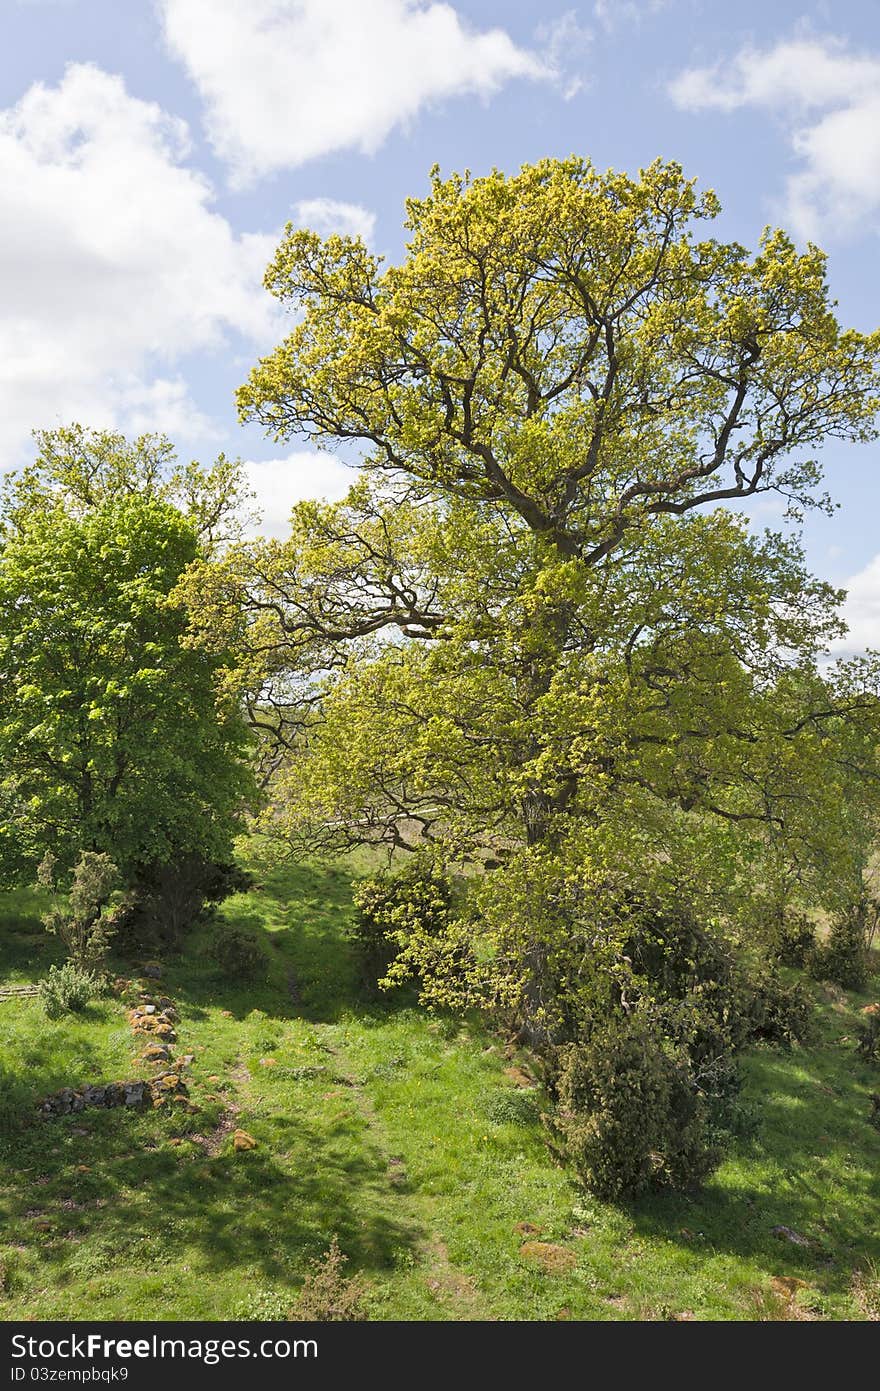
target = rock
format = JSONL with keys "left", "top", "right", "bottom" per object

{"left": 519, "top": 1242, "right": 577, "bottom": 1274}
{"left": 123, "top": 1082, "right": 147, "bottom": 1107}
{"left": 232, "top": 1129, "right": 257, "bottom": 1151}
{"left": 178, "top": 1054, "right": 195, "bottom": 1068}
{"left": 155, "top": 1072, "right": 183, "bottom": 1091}
{"left": 514, "top": 1221, "right": 543, "bottom": 1237}
{"left": 139, "top": 1044, "right": 172, "bottom": 1064}
{"left": 771, "top": 1225, "right": 811, "bottom": 1247}
{"left": 142, "top": 962, "right": 163, "bottom": 979}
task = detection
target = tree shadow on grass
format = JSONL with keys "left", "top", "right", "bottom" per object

{"left": 161, "top": 861, "right": 420, "bottom": 1029}
{"left": 0, "top": 889, "right": 61, "bottom": 984}
{"left": 0, "top": 1089, "right": 420, "bottom": 1315}
{"left": 625, "top": 1041, "right": 880, "bottom": 1301}
{"left": 0, "top": 1013, "right": 124, "bottom": 1139}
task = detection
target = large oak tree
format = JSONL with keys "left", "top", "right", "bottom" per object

{"left": 182, "top": 159, "right": 880, "bottom": 1031}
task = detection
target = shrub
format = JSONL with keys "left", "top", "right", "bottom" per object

{"left": 740, "top": 965, "right": 814, "bottom": 1049}
{"left": 39, "top": 851, "right": 120, "bottom": 971}
{"left": 549, "top": 1012, "right": 720, "bottom": 1201}
{"left": 809, "top": 908, "right": 869, "bottom": 991}
{"left": 350, "top": 860, "right": 453, "bottom": 991}
{"left": 578, "top": 893, "right": 813, "bottom": 1058}
{"left": 38, "top": 962, "right": 99, "bottom": 1019}
{"left": 210, "top": 924, "right": 267, "bottom": 982}
{"left": 532, "top": 889, "right": 816, "bottom": 1198}
{"left": 113, "top": 856, "right": 255, "bottom": 954}
{"left": 768, "top": 911, "right": 817, "bottom": 968}
{"left": 294, "top": 1237, "right": 367, "bottom": 1321}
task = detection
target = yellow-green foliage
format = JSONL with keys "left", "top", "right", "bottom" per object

{"left": 179, "top": 158, "right": 880, "bottom": 1035}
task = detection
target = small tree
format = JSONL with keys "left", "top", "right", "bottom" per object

{"left": 39, "top": 850, "right": 121, "bottom": 972}
{"left": 0, "top": 428, "right": 257, "bottom": 908}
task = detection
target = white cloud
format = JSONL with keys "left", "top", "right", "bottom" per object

{"left": 593, "top": 1, "right": 667, "bottom": 31}
{"left": 158, "top": 0, "right": 550, "bottom": 184}
{"left": 243, "top": 452, "right": 355, "bottom": 538}
{"left": 0, "top": 62, "right": 280, "bottom": 462}
{"left": 291, "top": 198, "right": 376, "bottom": 243}
{"left": 830, "top": 553, "right": 880, "bottom": 656}
{"left": 668, "top": 36, "right": 880, "bottom": 239}
{"left": 536, "top": 13, "right": 593, "bottom": 101}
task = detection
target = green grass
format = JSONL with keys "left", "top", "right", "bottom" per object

{"left": 0, "top": 855, "right": 878, "bottom": 1320}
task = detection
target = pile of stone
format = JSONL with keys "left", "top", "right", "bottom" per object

{"left": 37, "top": 967, "right": 193, "bottom": 1118}
{"left": 38, "top": 1080, "right": 150, "bottom": 1116}
{"left": 129, "top": 998, "right": 178, "bottom": 1043}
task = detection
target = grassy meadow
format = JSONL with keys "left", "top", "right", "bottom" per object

{"left": 0, "top": 852, "right": 878, "bottom": 1322}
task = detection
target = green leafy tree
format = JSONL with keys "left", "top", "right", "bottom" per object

{"left": 38, "top": 849, "right": 120, "bottom": 972}
{"left": 0, "top": 429, "right": 255, "bottom": 889}
{"left": 181, "top": 158, "right": 880, "bottom": 1035}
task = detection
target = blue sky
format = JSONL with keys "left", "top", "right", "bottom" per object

{"left": 2, "top": 0, "right": 880, "bottom": 648}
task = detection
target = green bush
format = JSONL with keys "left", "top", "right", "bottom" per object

{"left": 350, "top": 860, "right": 453, "bottom": 990}
{"left": 740, "top": 964, "right": 814, "bottom": 1048}
{"left": 38, "top": 962, "right": 99, "bottom": 1019}
{"left": 768, "top": 911, "right": 817, "bottom": 968}
{"left": 550, "top": 1012, "right": 720, "bottom": 1200}
{"left": 210, "top": 924, "right": 268, "bottom": 981}
{"left": 809, "top": 910, "right": 869, "bottom": 991}
{"left": 580, "top": 894, "right": 813, "bottom": 1059}
{"left": 39, "top": 850, "right": 120, "bottom": 972}
{"left": 114, "top": 856, "right": 255, "bottom": 954}
{"left": 538, "top": 892, "right": 816, "bottom": 1198}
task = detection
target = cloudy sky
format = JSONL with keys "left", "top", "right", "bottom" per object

{"left": 2, "top": 0, "right": 880, "bottom": 649}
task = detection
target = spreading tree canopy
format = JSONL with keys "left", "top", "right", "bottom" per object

{"left": 181, "top": 159, "right": 880, "bottom": 1029}
{"left": 0, "top": 427, "right": 255, "bottom": 883}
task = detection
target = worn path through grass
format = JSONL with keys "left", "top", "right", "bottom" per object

{"left": 0, "top": 855, "right": 878, "bottom": 1319}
